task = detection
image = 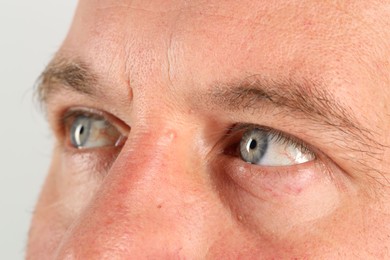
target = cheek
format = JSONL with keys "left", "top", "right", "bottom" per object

{"left": 245, "top": 175, "right": 340, "bottom": 235}
{"left": 27, "top": 166, "right": 69, "bottom": 258}
{"left": 28, "top": 209, "right": 68, "bottom": 259}
{"left": 216, "top": 158, "right": 349, "bottom": 238}
{"left": 56, "top": 152, "right": 103, "bottom": 218}
{"left": 27, "top": 149, "right": 102, "bottom": 258}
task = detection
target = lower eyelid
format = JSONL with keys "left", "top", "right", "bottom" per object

{"left": 219, "top": 156, "right": 324, "bottom": 199}
{"left": 62, "top": 146, "right": 122, "bottom": 176}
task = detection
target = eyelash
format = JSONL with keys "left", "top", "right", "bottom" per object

{"left": 224, "top": 124, "right": 314, "bottom": 158}
{"left": 62, "top": 110, "right": 99, "bottom": 125}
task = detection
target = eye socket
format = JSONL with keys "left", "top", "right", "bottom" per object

{"left": 64, "top": 110, "right": 127, "bottom": 149}
{"left": 234, "top": 126, "right": 315, "bottom": 166}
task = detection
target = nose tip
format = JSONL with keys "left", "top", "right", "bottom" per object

{"left": 54, "top": 127, "right": 223, "bottom": 259}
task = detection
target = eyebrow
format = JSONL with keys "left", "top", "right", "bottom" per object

{"left": 38, "top": 58, "right": 375, "bottom": 150}
{"left": 37, "top": 57, "right": 99, "bottom": 103}
{"left": 205, "top": 75, "right": 379, "bottom": 150}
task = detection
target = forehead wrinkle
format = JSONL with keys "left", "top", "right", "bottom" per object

{"left": 37, "top": 57, "right": 99, "bottom": 104}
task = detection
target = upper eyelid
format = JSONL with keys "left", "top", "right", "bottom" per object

{"left": 60, "top": 107, "right": 131, "bottom": 136}
{"left": 60, "top": 109, "right": 104, "bottom": 137}
{"left": 61, "top": 109, "right": 105, "bottom": 126}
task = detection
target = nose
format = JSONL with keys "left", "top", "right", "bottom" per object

{"left": 55, "top": 127, "right": 229, "bottom": 259}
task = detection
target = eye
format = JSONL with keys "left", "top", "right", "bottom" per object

{"left": 65, "top": 111, "right": 126, "bottom": 149}
{"left": 239, "top": 127, "right": 315, "bottom": 166}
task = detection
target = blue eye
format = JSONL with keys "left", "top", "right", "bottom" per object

{"left": 70, "top": 116, "right": 92, "bottom": 148}
{"left": 239, "top": 128, "right": 315, "bottom": 166}
{"left": 68, "top": 114, "right": 125, "bottom": 149}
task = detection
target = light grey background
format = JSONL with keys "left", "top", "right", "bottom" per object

{"left": 0, "top": 1, "right": 78, "bottom": 258}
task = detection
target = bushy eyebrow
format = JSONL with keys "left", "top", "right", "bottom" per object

{"left": 208, "top": 76, "right": 361, "bottom": 131}
{"left": 206, "top": 75, "right": 382, "bottom": 156}
{"left": 40, "top": 57, "right": 365, "bottom": 135}
{"left": 37, "top": 57, "right": 99, "bottom": 103}
{"left": 39, "top": 58, "right": 369, "bottom": 137}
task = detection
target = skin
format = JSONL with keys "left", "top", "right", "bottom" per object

{"left": 27, "top": 0, "right": 390, "bottom": 259}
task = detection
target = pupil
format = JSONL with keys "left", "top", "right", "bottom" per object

{"left": 249, "top": 139, "right": 257, "bottom": 150}
{"left": 79, "top": 125, "right": 84, "bottom": 135}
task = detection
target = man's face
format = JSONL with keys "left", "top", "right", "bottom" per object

{"left": 27, "top": 0, "right": 390, "bottom": 258}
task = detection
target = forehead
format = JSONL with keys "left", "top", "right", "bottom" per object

{"left": 62, "top": 0, "right": 390, "bottom": 105}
